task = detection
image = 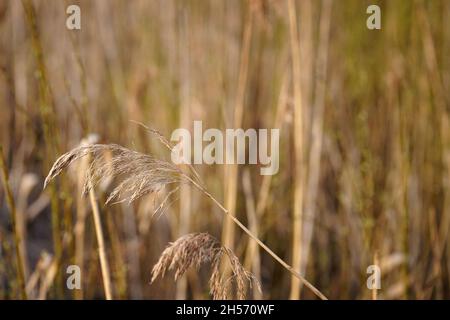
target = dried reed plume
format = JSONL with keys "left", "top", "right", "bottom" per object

{"left": 44, "top": 143, "right": 192, "bottom": 206}
{"left": 44, "top": 128, "right": 327, "bottom": 300}
{"left": 151, "top": 233, "right": 260, "bottom": 300}
{"left": 44, "top": 142, "right": 198, "bottom": 300}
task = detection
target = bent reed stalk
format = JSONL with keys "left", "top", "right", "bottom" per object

{"left": 44, "top": 131, "right": 328, "bottom": 300}
{"left": 191, "top": 180, "right": 327, "bottom": 300}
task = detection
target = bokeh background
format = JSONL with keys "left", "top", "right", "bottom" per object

{"left": 1, "top": 0, "right": 450, "bottom": 299}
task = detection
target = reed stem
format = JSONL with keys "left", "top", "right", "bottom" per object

{"left": 189, "top": 179, "right": 327, "bottom": 300}
{"left": 287, "top": 0, "right": 305, "bottom": 299}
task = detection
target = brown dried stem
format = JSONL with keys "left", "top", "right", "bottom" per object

{"left": 44, "top": 139, "right": 327, "bottom": 300}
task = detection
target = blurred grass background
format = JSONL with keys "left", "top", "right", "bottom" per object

{"left": 0, "top": 0, "right": 449, "bottom": 299}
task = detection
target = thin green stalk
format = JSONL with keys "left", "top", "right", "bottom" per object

{"left": 22, "top": 0, "right": 64, "bottom": 296}
{"left": 0, "top": 146, "right": 27, "bottom": 300}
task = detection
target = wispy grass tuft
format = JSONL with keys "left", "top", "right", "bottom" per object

{"left": 44, "top": 129, "right": 327, "bottom": 300}
{"left": 151, "top": 233, "right": 260, "bottom": 300}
